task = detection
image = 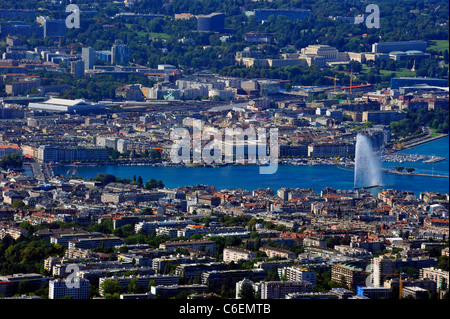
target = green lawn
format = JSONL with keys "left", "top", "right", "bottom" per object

{"left": 379, "top": 68, "right": 416, "bottom": 77}
{"left": 428, "top": 40, "right": 449, "bottom": 53}
{"left": 360, "top": 65, "right": 416, "bottom": 77}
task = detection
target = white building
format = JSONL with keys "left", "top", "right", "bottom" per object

{"left": 372, "top": 255, "right": 396, "bottom": 287}
{"left": 223, "top": 247, "right": 256, "bottom": 263}
{"left": 49, "top": 278, "right": 90, "bottom": 299}
{"left": 28, "top": 98, "right": 105, "bottom": 113}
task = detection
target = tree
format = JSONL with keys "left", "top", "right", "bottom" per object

{"left": 0, "top": 153, "right": 23, "bottom": 169}
{"left": 395, "top": 166, "right": 405, "bottom": 172}
{"left": 100, "top": 279, "right": 122, "bottom": 296}
{"left": 238, "top": 282, "right": 255, "bottom": 299}
{"left": 406, "top": 167, "right": 415, "bottom": 173}
{"left": 11, "top": 199, "right": 25, "bottom": 209}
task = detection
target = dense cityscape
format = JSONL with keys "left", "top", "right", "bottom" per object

{"left": 0, "top": 0, "right": 448, "bottom": 310}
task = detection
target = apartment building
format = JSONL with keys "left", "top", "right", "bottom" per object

{"left": 159, "top": 240, "right": 217, "bottom": 254}
{"left": 223, "top": 247, "right": 256, "bottom": 263}
{"left": 420, "top": 267, "right": 449, "bottom": 291}
{"left": 331, "top": 263, "right": 367, "bottom": 289}
{"left": 261, "top": 281, "right": 313, "bottom": 299}
{"left": 259, "top": 246, "right": 296, "bottom": 260}
{"left": 150, "top": 284, "right": 208, "bottom": 299}
{"left": 99, "top": 274, "right": 179, "bottom": 296}
{"left": 283, "top": 266, "right": 317, "bottom": 286}
{"left": 372, "top": 255, "right": 396, "bottom": 287}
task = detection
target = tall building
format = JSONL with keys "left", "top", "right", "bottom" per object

{"left": 111, "top": 40, "right": 129, "bottom": 64}
{"left": 261, "top": 281, "right": 313, "bottom": 299}
{"left": 70, "top": 60, "right": 85, "bottom": 77}
{"left": 81, "top": 47, "right": 95, "bottom": 70}
{"left": 372, "top": 255, "right": 396, "bottom": 287}
{"left": 49, "top": 278, "right": 90, "bottom": 299}
{"left": 197, "top": 13, "right": 225, "bottom": 32}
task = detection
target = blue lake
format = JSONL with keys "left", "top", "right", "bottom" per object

{"left": 53, "top": 136, "right": 449, "bottom": 196}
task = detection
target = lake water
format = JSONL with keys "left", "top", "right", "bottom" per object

{"left": 53, "top": 136, "right": 449, "bottom": 196}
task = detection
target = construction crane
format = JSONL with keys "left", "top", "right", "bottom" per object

{"left": 67, "top": 43, "right": 84, "bottom": 57}
{"left": 324, "top": 75, "right": 340, "bottom": 93}
{"left": 334, "top": 69, "right": 359, "bottom": 94}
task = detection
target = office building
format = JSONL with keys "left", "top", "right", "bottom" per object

{"left": 95, "top": 50, "right": 112, "bottom": 63}
{"left": 111, "top": 40, "right": 129, "bottom": 64}
{"left": 390, "top": 77, "right": 448, "bottom": 90}
{"left": 372, "top": 41, "right": 427, "bottom": 54}
{"left": 308, "top": 142, "right": 355, "bottom": 157}
{"left": 42, "top": 18, "right": 66, "bottom": 38}
{"left": 81, "top": 47, "right": 95, "bottom": 70}
{"left": 261, "top": 281, "right": 313, "bottom": 299}
{"left": 37, "top": 145, "right": 108, "bottom": 163}
{"left": 356, "top": 286, "right": 391, "bottom": 299}
{"left": 197, "top": 13, "right": 225, "bottom": 32}
{"left": 48, "top": 278, "right": 90, "bottom": 299}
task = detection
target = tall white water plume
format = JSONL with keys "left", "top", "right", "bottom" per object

{"left": 354, "top": 133, "right": 383, "bottom": 188}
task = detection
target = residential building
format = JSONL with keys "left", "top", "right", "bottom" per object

{"left": 260, "top": 281, "right": 313, "bottom": 299}
{"left": 283, "top": 266, "right": 316, "bottom": 286}
{"left": 420, "top": 267, "right": 449, "bottom": 291}
{"left": 150, "top": 284, "right": 208, "bottom": 299}
{"left": 99, "top": 274, "right": 179, "bottom": 296}
{"left": 259, "top": 246, "right": 296, "bottom": 259}
{"left": 372, "top": 255, "right": 396, "bottom": 287}
{"left": 401, "top": 286, "right": 429, "bottom": 299}
{"left": 331, "top": 263, "right": 367, "bottom": 289}
{"left": 159, "top": 240, "right": 217, "bottom": 254}
{"left": 223, "top": 247, "right": 256, "bottom": 263}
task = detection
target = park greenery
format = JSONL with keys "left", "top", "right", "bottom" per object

{"left": 0, "top": 153, "right": 23, "bottom": 170}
